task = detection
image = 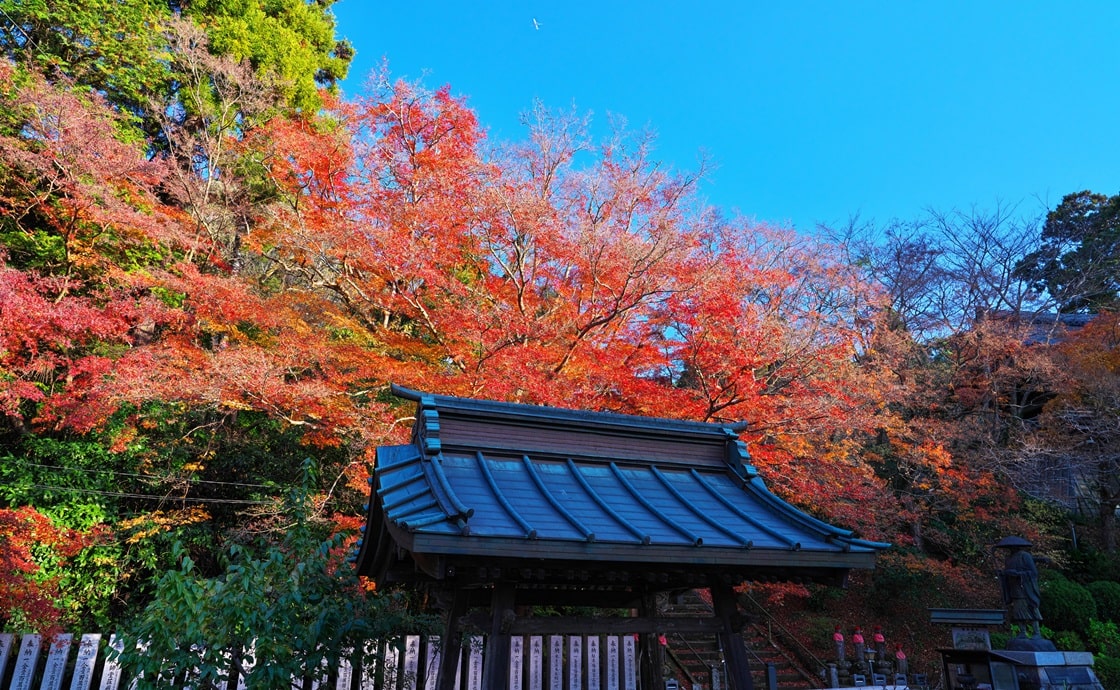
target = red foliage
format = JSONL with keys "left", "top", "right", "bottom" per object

{"left": 0, "top": 506, "right": 101, "bottom": 631}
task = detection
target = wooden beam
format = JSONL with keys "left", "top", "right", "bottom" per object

{"left": 481, "top": 585, "right": 517, "bottom": 690}
{"left": 711, "top": 578, "right": 754, "bottom": 690}
{"left": 461, "top": 613, "right": 728, "bottom": 635}
{"left": 436, "top": 589, "right": 469, "bottom": 690}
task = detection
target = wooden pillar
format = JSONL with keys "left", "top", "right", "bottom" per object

{"left": 709, "top": 578, "right": 754, "bottom": 690}
{"left": 481, "top": 584, "right": 517, "bottom": 690}
{"left": 437, "top": 588, "right": 470, "bottom": 690}
{"left": 639, "top": 593, "right": 665, "bottom": 690}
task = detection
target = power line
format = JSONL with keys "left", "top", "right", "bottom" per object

{"left": 27, "top": 483, "right": 277, "bottom": 505}
{"left": 9, "top": 460, "right": 283, "bottom": 489}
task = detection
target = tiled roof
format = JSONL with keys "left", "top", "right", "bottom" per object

{"left": 354, "top": 386, "right": 888, "bottom": 583}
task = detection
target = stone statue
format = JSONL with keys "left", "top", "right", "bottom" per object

{"left": 996, "top": 536, "right": 1043, "bottom": 638}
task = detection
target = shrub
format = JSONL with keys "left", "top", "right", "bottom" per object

{"left": 1087, "top": 581, "right": 1120, "bottom": 623}
{"left": 1093, "top": 654, "right": 1120, "bottom": 690}
{"left": 1041, "top": 574, "right": 1097, "bottom": 636}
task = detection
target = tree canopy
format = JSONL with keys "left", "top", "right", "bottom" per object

{"left": 2, "top": 5, "right": 1120, "bottom": 683}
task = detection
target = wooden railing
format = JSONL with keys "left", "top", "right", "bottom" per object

{"left": 0, "top": 632, "right": 658, "bottom": 690}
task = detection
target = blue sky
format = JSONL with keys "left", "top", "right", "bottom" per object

{"left": 333, "top": 2, "right": 1120, "bottom": 233}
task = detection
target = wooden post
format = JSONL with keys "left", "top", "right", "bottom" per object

{"left": 437, "top": 590, "right": 469, "bottom": 690}
{"left": 482, "top": 585, "right": 517, "bottom": 690}
{"left": 709, "top": 579, "right": 754, "bottom": 690}
{"left": 638, "top": 594, "right": 664, "bottom": 690}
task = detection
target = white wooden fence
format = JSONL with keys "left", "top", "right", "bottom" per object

{"left": 0, "top": 633, "right": 649, "bottom": 690}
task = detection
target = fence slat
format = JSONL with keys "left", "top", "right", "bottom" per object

{"left": 423, "top": 636, "right": 440, "bottom": 690}
{"left": 605, "top": 637, "right": 619, "bottom": 690}
{"left": 3, "top": 628, "right": 666, "bottom": 690}
{"left": 0, "top": 635, "right": 13, "bottom": 690}
{"left": 621, "top": 638, "right": 636, "bottom": 690}
{"left": 586, "top": 637, "right": 599, "bottom": 690}
{"left": 401, "top": 636, "right": 419, "bottom": 690}
{"left": 96, "top": 636, "right": 124, "bottom": 690}
{"left": 39, "top": 634, "right": 71, "bottom": 690}
{"left": 568, "top": 637, "right": 581, "bottom": 690}
{"left": 68, "top": 635, "right": 101, "bottom": 690}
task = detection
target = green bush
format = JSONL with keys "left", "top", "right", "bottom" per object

{"left": 1087, "top": 620, "right": 1120, "bottom": 657}
{"left": 1093, "top": 654, "right": 1120, "bottom": 690}
{"left": 1066, "top": 547, "right": 1120, "bottom": 583}
{"left": 1041, "top": 574, "right": 1097, "bottom": 636}
{"left": 1087, "top": 581, "right": 1120, "bottom": 623}
{"left": 1050, "top": 629, "right": 1085, "bottom": 651}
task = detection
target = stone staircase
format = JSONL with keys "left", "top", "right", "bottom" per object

{"left": 660, "top": 590, "right": 824, "bottom": 690}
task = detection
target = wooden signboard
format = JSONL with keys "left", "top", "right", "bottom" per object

{"left": 96, "top": 636, "right": 125, "bottom": 690}
{"left": 69, "top": 635, "right": 101, "bottom": 690}
{"left": 0, "top": 635, "right": 14, "bottom": 690}
{"left": 509, "top": 637, "right": 524, "bottom": 690}
{"left": 402, "top": 636, "right": 420, "bottom": 690}
{"left": 586, "top": 637, "right": 600, "bottom": 690}
{"left": 622, "top": 637, "right": 636, "bottom": 690}
{"left": 549, "top": 636, "right": 563, "bottom": 690}
{"left": 40, "top": 634, "right": 72, "bottom": 690}
{"left": 605, "top": 637, "right": 619, "bottom": 690}
{"left": 11, "top": 635, "right": 41, "bottom": 690}
{"left": 528, "top": 636, "right": 543, "bottom": 690}
{"left": 423, "top": 636, "right": 440, "bottom": 690}
{"left": 568, "top": 636, "right": 582, "bottom": 690}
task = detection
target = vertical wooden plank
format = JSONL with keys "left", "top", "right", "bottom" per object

{"left": 465, "top": 637, "right": 482, "bottom": 690}
{"left": 68, "top": 635, "right": 101, "bottom": 690}
{"left": 509, "top": 637, "right": 524, "bottom": 690}
{"left": 604, "top": 637, "right": 619, "bottom": 690}
{"left": 40, "top": 634, "right": 72, "bottom": 690}
{"left": 235, "top": 642, "right": 256, "bottom": 690}
{"left": 335, "top": 654, "right": 354, "bottom": 690}
{"left": 710, "top": 580, "right": 753, "bottom": 690}
{"left": 384, "top": 640, "right": 400, "bottom": 690}
{"left": 585, "top": 638, "right": 599, "bottom": 690}
{"left": 11, "top": 635, "right": 41, "bottom": 690}
{"left": 528, "top": 637, "right": 543, "bottom": 690}
{"left": 481, "top": 586, "right": 516, "bottom": 690}
{"left": 0, "top": 634, "right": 14, "bottom": 688}
{"left": 401, "top": 636, "right": 420, "bottom": 690}
{"left": 96, "top": 636, "right": 125, "bottom": 690}
{"left": 360, "top": 640, "right": 380, "bottom": 690}
{"left": 567, "top": 637, "right": 581, "bottom": 690}
{"left": 436, "top": 589, "right": 468, "bottom": 690}
{"left": 548, "top": 636, "right": 563, "bottom": 690}
{"left": 424, "top": 636, "right": 441, "bottom": 690}
{"left": 621, "top": 637, "right": 636, "bottom": 690}
{"left": 310, "top": 655, "right": 331, "bottom": 690}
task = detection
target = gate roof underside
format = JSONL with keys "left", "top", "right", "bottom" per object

{"left": 354, "top": 386, "right": 888, "bottom": 589}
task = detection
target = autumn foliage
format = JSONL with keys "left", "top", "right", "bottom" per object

{"left": 5, "top": 41, "right": 1119, "bottom": 682}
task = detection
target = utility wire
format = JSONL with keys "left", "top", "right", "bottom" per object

{"left": 27, "top": 484, "right": 278, "bottom": 505}
{"left": 9, "top": 460, "right": 283, "bottom": 489}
